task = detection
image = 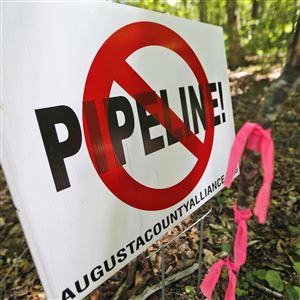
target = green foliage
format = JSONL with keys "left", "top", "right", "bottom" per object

{"left": 184, "top": 285, "right": 195, "bottom": 299}
{"left": 238, "top": 0, "right": 298, "bottom": 58}
{"left": 289, "top": 225, "right": 300, "bottom": 236}
{"left": 123, "top": 0, "right": 300, "bottom": 63}
{"left": 265, "top": 270, "right": 284, "bottom": 292}
{"left": 236, "top": 287, "right": 248, "bottom": 296}
{"left": 286, "top": 285, "right": 300, "bottom": 300}
{"left": 289, "top": 255, "right": 300, "bottom": 277}
{"left": 252, "top": 269, "right": 284, "bottom": 292}
{"left": 221, "top": 242, "right": 231, "bottom": 253}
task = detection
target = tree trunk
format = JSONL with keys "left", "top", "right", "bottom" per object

{"left": 257, "top": 17, "right": 300, "bottom": 128}
{"left": 251, "top": 0, "right": 259, "bottom": 19}
{"left": 226, "top": 0, "right": 245, "bottom": 69}
{"left": 199, "top": 0, "right": 208, "bottom": 23}
{"left": 237, "top": 17, "right": 300, "bottom": 209}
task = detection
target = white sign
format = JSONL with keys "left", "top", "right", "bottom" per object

{"left": 1, "top": 2, "right": 236, "bottom": 299}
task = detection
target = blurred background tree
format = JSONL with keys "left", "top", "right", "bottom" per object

{"left": 122, "top": 0, "right": 299, "bottom": 69}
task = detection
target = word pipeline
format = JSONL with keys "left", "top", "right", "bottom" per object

{"left": 35, "top": 81, "right": 226, "bottom": 192}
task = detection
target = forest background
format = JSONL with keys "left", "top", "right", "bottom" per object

{"left": 0, "top": 0, "right": 299, "bottom": 300}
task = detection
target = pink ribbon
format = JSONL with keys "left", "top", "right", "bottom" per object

{"left": 233, "top": 203, "right": 252, "bottom": 268}
{"left": 200, "top": 257, "right": 238, "bottom": 300}
{"left": 224, "top": 122, "right": 274, "bottom": 224}
{"left": 200, "top": 122, "right": 274, "bottom": 299}
{"left": 199, "top": 204, "right": 250, "bottom": 299}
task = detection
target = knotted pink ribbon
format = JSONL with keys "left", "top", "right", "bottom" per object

{"left": 200, "top": 257, "right": 238, "bottom": 300}
{"left": 200, "top": 122, "right": 274, "bottom": 299}
{"left": 200, "top": 204, "right": 251, "bottom": 299}
{"left": 224, "top": 122, "right": 274, "bottom": 224}
{"left": 233, "top": 203, "right": 252, "bottom": 268}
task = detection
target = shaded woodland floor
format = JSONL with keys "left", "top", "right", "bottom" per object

{"left": 0, "top": 62, "right": 299, "bottom": 300}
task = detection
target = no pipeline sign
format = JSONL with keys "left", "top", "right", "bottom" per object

{"left": 2, "top": 2, "right": 236, "bottom": 299}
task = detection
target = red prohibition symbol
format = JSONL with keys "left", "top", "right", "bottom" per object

{"left": 83, "top": 21, "right": 214, "bottom": 210}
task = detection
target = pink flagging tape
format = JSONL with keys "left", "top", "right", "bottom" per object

{"left": 233, "top": 203, "right": 252, "bottom": 268}
{"left": 200, "top": 257, "right": 238, "bottom": 300}
{"left": 200, "top": 122, "right": 274, "bottom": 299}
{"left": 224, "top": 122, "right": 274, "bottom": 224}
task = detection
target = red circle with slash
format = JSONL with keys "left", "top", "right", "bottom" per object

{"left": 83, "top": 21, "right": 214, "bottom": 210}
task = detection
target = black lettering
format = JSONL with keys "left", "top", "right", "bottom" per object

{"left": 62, "top": 288, "right": 76, "bottom": 300}
{"left": 83, "top": 101, "right": 109, "bottom": 174}
{"left": 75, "top": 274, "right": 89, "bottom": 293}
{"left": 91, "top": 266, "right": 104, "bottom": 282}
{"left": 189, "top": 85, "right": 206, "bottom": 134}
{"left": 207, "top": 185, "right": 212, "bottom": 194}
{"left": 153, "top": 222, "right": 162, "bottom": 236}
{"left": 117, "top": 248, "right": 127, "bottom": 263}
{"left": 221, "top": 175, "right": 225, "bottom": 183}
{"left": 179, "top": 87, "right": 191, "bottom": 137}
{"left": 209, "top": 83, "right": 221, "bottom": 126}
{"left": 104, "top": 255, "right": 116, "bottom": 272}
{"left": 189, "top": 198, "right": 196, "bottom": 209}
{"left": 160, "top": 89, "right": 183, "bottom": 145}
{"left": 177, "top": 205, "right": 184, "bottom": 217}
{"left": 210, "top": 83, "right": 218, "bottom": 108}
{"left": 183, "top": 202, "right": 189, "bottom": 212}
{"left": 136, "top": 236, "right": 146, "bottom": 251}
{"left": 144, "top": 229, "right": 153, "bottom": 242}
{"left": 170, "top": 210, "right": 178, "bottom": 223}
{"left": 199, "top": 191, "right": 205, "bottom": 200}
{"left": 126, "top": 240, "right": 135, "bottom": 255}
{"left": 136, "top": 92, "right": 165, "bottom": 155}
{"left": 218, "top": 82, "right": 226, "bottom": 123}
{"left": 212, "top": 180, "right": 217, "bottom": 191}
{"left": 162, "top": 216, "right": 170, "bottom": 229}
{"left": 218, "top": 82, "right": 224, "bottom": 110}
{"left": 107, "top": 96, "right": 134, "bottom": 165}
{"left": 35, "top": 106, "right": 82, "bottom": 192}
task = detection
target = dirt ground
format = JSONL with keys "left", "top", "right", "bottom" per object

{"left": 1, "top": 62, "right": 299, "bottom": 300}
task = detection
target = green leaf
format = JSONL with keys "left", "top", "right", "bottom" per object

{"left": 265, "top": 270, "right": 284, "bottom": 292}
{"left": 236, "top": 288, "right": 248, "bottom": 296}
{"left": 285, "top": 285, "right": 299, "bottom": 300}
{"left": 293, "top": 261, "right": 300, "bottom": 277}
{"left": 289, "top": 226, "right": 300, "bottom": 235}
{"left": 253, "top": 269, "right": 267, "bottom": 280}
{"left": 223, "top": 189, "right": 233, "bottom": 197}
{"left": 222, "top": 243, "right": 231, "bottom": 253}
{"left": 289, "top": 255, "right": 300, "bottom": 277}
{"left": 184, "top": 285, "right": 193, "bottom": 295}
{"left": 294, "top": 287, "right": 300, "bottom": 297}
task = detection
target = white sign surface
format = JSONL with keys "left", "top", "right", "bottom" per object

{"left": 2, "top": 2, "right": 236, "bottom": 299}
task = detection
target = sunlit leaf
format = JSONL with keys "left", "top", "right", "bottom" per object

{"left": 265, "top": 270, "right": 284, "bottom": 292}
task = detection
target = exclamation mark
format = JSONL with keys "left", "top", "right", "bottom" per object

{"left": 218, "top": 82, "right": 226, "bottom": 123}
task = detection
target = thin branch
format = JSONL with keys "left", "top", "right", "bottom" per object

{"left": 251, "top": 281, "right": 284, "bottom": 298}
{"left": 129, "top": 263, "right": 199, "bottom": 300}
